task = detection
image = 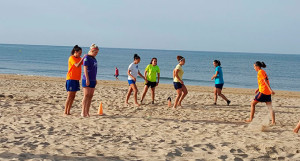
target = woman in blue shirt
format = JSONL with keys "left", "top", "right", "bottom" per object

{"left": 211, "top": 60, "right": 230, "bottom": 106}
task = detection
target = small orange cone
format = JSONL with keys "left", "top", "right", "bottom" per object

{"left": 98, "top": 102, "right": 103, "bottom": 115}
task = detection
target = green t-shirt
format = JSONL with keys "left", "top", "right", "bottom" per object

{"left": 145, "top": 64, "right": 160, "bottom": 82}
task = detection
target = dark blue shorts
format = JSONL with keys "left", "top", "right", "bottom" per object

{"left": 128, "top": 80, "right": 136, "bottom": 85}
{"left": 66, "top": 80, "right": 80, "bottom": 92}
{"left": 145, "top": 81, "right": 157, "bottom": 88}
{"left": 173, "top": 82, "right": 183, "bottom": 90}
{"left": 215, "top": 84, "right": 224, "bottom": 89}
{"left": 254, "top": 92, "right": 271, "bottom": 102}
{"left": 82, "top": 79, "right": 97, "bottom": 88}
{"left": 114, "top": 74, "right": 119, "bottom": 77}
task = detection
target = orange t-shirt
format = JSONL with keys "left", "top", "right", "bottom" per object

{"left": 66, "top": 56, "right": 82, "bottom": 80}
{"left": 257, "top": 69, "right": 271, "bottom": 95}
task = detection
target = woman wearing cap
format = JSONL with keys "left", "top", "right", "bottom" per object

{"left": 81, "top": 44, "right": 99, "bottom": 117}
{"left": 172, "top": 55, "right": 188, "bottom": 109}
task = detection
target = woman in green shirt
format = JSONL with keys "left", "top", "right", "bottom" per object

{"left": 173, "top": 55, "right": 188, "bottom": 108}
{"left": 141, "top": 58, "right": 160, "bottom": 104}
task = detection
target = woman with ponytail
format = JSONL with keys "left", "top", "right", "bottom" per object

{"left": 125, "top": 54, "right": 147, "bottom": 106}
{"left": 172, "top": 55, "right": 188, "bottom": 108}
{"left": 245, "top": 61, "right": 275, "bottom": 125}
{"left": 64, "top": 45, "right": 86, "bottom": 115}
{"left": 81, "top": 44, "right": 99, "bottom": 117}
{"left": 140, "top": 57, "right": 160, "bottom": 104}
{"left": 211, "top": 60, "right": 230, "bottom": 106}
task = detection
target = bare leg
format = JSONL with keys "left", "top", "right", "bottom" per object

{"left": 86, "top": 88, "right": 95, "bottom": 117}
{"left": 217, "top": 88, "right": 229, "bottom": 101}
{"left": 178, "top": 85, "right": 188, "bottom": 107}
{"left": 140, "top": 85, "right": 149, "bottom": 104}
{"left": 64, "top": 91, "right": 76, "bottom": 115}
{"left": 294, "top": 120, "right": 300, "bottom": 133}
{"left": 173, "top": 89, "right": 182, "bottom": 109}
{"left": 266, "top": 102, "right": 275, "bottom": 125}
{"left": 151, "top": 87, "right": 155, "bottom": 103}
{"left": 125, "top": 86, "right": 133, "bottom": 105}
{"left": 82, "top": 88, "right": 90, "bottom": 117}
{"left": 214, "top": 88, "right": 217, "bottom": 104}
{"left": 245, "top": 100, "right": 258, "bottom": 123}
{"left": 131, "top": 84, "right": 140, "bottom": 106}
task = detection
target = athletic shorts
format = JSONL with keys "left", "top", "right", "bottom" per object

{"left": 114, "top": 74, "right": 119, "bottom": 77}
{"left": 215, "top": 84, "right": 224, "bottom": 89}
{"left": 173, "top": 82, "right": 183, "bottom": 90}
{"left": 254, "top": 92, "right": 271, "bottom": 102}
{"left": 128, "top": 80, "right": 136, "bottom": 85}
{"left": 82, "top": 79, "right": 97, "bottom": 88}
{"left": 145, "top": 81, "right": 157, "bottom": 88}
{"left": 66, "top": 80, "right": 80, "bottom": 92}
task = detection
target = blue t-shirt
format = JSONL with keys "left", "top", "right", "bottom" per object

{"left": 82, "top": 55, "right": 97, "bottom": 81}
{"left": 215, "top": 66, "right": 224, "bottom": 84}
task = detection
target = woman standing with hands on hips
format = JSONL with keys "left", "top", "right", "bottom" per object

{"left": 172, "top": 55, "right": 188, "bottom": 109}
{"left": 211, "top": 60, "right": 231, "bottom": 106}
{"left": 81, "top": 44, "right": 99, "bottom": 117}
{"left": 64, "top": 45, "right": 86, "bottom": 115}
{"left": 125, "top": 54, "right": 147, "bottom": 107}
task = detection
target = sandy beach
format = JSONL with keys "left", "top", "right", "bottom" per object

{"left": 0, "top": 74, "right": 300, "bottom": 160}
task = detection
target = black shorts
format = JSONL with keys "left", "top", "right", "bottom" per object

{"left": 145, "top": 81, "right": 157, "bottom": 88}
{"left": 173, "top": 82, "right": 183, "bottom": 90}
{"left": 254, "top": 92, "right": 271, "bottom": 102}
{"left": 215, "top": 84, "right": 224, "bottom": 89}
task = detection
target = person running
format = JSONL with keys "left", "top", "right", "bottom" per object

{"left": 81, "top": 44, "right": 99, "bottom": 117}
{"left": 140, "top": 57, "right": 160, "bottom": 104}
{"left": 172, "top": 55, "right": 188, "bottom": 109}
{"left": 293, "top": 120, "right": 300, "bottom": 133}
{"left": 64, "top": 45, "right": 86, "bottom": 115}
{"left": 114, "top": 67, "right": 119, "bottom": 80}
{"left": 245, "top": 61, "right": 275, "bottom": 125}
{"left": 125, "top": 54, "right": 147, "bottom": 107}
{"left": 211, "top": 60, "right": 231, "bottom": 106}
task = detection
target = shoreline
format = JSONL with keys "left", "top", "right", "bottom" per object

{"left": 1, "top": 73, "right": 299, "bottom": 98}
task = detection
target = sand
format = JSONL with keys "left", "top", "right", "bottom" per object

{"left": 0, "top": 74, "right": 300, "bottom": 160}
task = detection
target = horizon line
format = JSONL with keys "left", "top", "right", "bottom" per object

{"left": 0, "top": 43, "right": 299, "bottom": 56}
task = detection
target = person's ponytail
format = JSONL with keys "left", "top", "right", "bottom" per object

{"left": 70, "top": 45, "right": 82, "bottom": 55}
{"left": 255, "top": 61, "right": 267, "bottom": 68}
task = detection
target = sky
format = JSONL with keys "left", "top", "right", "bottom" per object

{"left": 0, "top": 0, "right": 299, "bottom": 54}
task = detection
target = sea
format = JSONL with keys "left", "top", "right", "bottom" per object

{"left": 0, "top": 44, "right": 299, "bottom": 91}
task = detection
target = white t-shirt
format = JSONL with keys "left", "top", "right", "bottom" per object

{"left": 128, "top": 62, "right": 139, "bottom": 80}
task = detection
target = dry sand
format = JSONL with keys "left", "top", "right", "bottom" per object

{"left": 0, "top": 74, "right": 300, "bottom": 160}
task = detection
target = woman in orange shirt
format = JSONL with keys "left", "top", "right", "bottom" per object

{"left": 64, "top": 45, "right": 86, "bottom": 115}
{"left": 245, "top": 61, "right": 275, "bottom": 125}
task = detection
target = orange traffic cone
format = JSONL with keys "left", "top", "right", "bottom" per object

{"left": 98, "top": 102, "right": 103, "bottom": 115}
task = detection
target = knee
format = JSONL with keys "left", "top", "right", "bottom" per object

{"left": 184, "top": 91, "right": 188, "bottom": 95}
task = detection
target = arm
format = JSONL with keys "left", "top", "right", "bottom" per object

{"left": 174, "top": 69, "right": 183, "bottom": 84}
{"left": 84, "top": 66, "right": 90, "bottom": 86}
{"left": 264, "top": 79, "right": 275, "bottom": 95}
{"left": 74, "top": 54, "right": 87, "bottom": 67}
{"left": 138, "top": 70, "right": 147, "bottom": 82}
{"left": 128, "top": 70, "right": 136, "bottom": 82}
{"left": 211, "top": 71, "right": 219, "bottom": 80}
{"left": 144, "top": 70, "right": 147, "bottom": 80}
{"left": 157, "top": 73, "right": 160, "bottom": 86}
